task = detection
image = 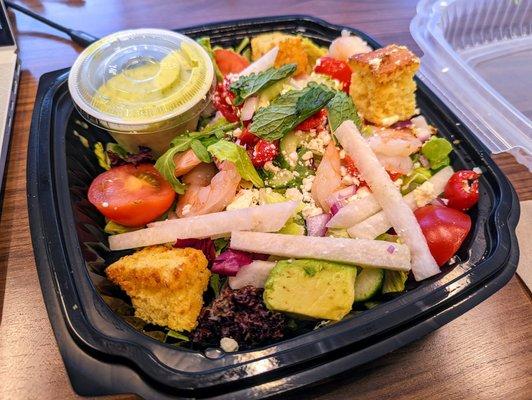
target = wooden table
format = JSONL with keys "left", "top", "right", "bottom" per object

{"left": 0, "top": 1, "right": 530, "bottom": 399}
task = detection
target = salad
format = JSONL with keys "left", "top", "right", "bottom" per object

{"left": 84, "top": 30, "right": 481, "bottom": 352}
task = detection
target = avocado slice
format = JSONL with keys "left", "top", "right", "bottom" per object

{"left": 264, "top": 259, "right": 356, "bottom": 320}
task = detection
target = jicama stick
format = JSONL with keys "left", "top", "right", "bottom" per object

{"left": 230, "top": 231, "right": 411, "bottom": 271}
{"left": 228, "top": 260, "right": 277, "bottom": 289}
{"left": 348, "top": 166, "right": 454, "bottom": 239}
{"left": 109, "top": 201, "right": 297, "bottom": 251}
{"left": 238, "top": 47, "right": 279, "bottom": 76}
{"left": 330, "top": 166, "right": 454, "bottom": 229}
{"left": 327, "top": 193, "right": 381, "bottom": 228}
{"left": 334, "top": 120, "right": 439, "bottom": 281}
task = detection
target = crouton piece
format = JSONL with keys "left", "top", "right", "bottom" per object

{"left": 251, "top": 32, "right": 323, "bottom": 76}
{"left": 251, "top": 32, "right": 290, "bottom": 61}
{"left": 106, "top": 245, "right": 210, "bottom": 332}
{"left": 349, "top": 44, "right": 420, "bottom": 126}
{"left": 275, "top": 37, "right": 309, "bottom": 77}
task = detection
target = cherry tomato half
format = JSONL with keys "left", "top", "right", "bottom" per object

{"left": 251, "top": 139, "right": 279, "bottom": 167}
{"left": 314, "top": 56, "right": 352, "bottom": 92}
{"left": 295, "top": 109, "right": 328, "bottom": 131}
{"left": 414, "top": 205, "right": 471, "bottom": 266}
{"left": 212, "top": 78, "right": 240, "bottom": 122}
{"left": 88, "top": 164, "right": 176, "bottom": 227}
{"left": 444, "top": 170, "right": 480, "bottom": 211}
{"left": 214, "top": 48, "right": 250, "bottom": 76}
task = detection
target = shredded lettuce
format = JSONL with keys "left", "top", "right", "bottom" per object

{"left": 94, "top": 142, "right": 110, "bottom": 170}
{"left": 207, "top": 140, "right": 264, "bottom": 187}
{"left": 165, "top": 330, "right": 190, "bottom": 342}
{"left": 401, "top": 167, "right": 432, "bottom": 194}
{"left": 104, "top": 220, "right": 138, "bottom": 235}
{"left": 422, "top": 137, "right": 453, "bottom": 170}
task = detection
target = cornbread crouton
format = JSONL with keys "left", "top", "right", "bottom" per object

{"left": 251, "top": 32, "right": 326, "bottom": 76}
{"left": 349, "top": 44, "right": 420, "bottom": 126}
{"left": 275, "top": 37, "right": 309, "bottom": 77}
{"left": 251, "top": 32, "right": 288, "bottom": 60}
{"left": 106, "top": 245, "right": 210, "bottom": 332}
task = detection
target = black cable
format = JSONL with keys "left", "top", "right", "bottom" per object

{"left": 5, "top": 0, "right": 99, "bottom": 47}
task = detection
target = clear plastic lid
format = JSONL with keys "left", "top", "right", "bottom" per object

{"left": 411, "top": 0, "right": 532, "bottom": 170}
{"left": 68, "top": 28, "right": 214, "bottom": 129}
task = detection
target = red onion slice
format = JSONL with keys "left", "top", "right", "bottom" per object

{"left": 211, "top": 249, "right": 253, "bottom": 276}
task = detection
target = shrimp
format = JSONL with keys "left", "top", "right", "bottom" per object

{"left": 311, "top": 142, "right": 345, "bottom": 212}
{"left": 367, "top": 126, "right": 422, "bottom": 157}
{"left": 176, "top": 161, "right": 241, "bottom": 217}
{"left": 376, "top": 154, "right": 413, "bottom": 175}
{"left": 328, "top": 31, "right": 372, "bottom": 62}
{"left": 182, "top": 163, "right": 218, "bottom": 186}
{"left": 173, "top": 149, "right": 201, "bottom": 177}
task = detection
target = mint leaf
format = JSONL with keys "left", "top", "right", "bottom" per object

{"left": 326, "top": 91, "right": 362, "bottom": 131}
{"left": 250, "top": 84, "right": 335, "bottom": 141}
{"left": 207, "top": 139, "right": 264, "bottom": 187}
{"left": 230, "top": 64, "right": 297, "bottom": 105}
{"left": 296, "top": 83, "right": 335, "bottom": 115}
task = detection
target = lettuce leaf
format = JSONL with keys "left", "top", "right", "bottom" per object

{"left": 422, "top": 137, "right": 453, "bottom": 170}
{"left": 207, "top": 139, "right": 264, "bottom": 187}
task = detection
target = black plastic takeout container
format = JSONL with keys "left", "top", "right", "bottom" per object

{"left": 27, "top": 15, "right": 520, "bottom": 399}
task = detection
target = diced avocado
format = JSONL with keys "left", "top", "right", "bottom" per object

{"left": 264, "top": 259, "right": 356, "bottom": 320}
{"left": 382, "top": 270, "right": 408, "bottom": 294}
{"left": 259, "top": 189, "right": 286, "bottom": 205}
{"left": 278, "top": 221, "right": 305, "bottom": 235}
{"left": 354, "top": 268, "right": 384, "bottom": 302}
{"left": 258, "top": 80, "right": 286, "bottom": 108}
{"left": 265, "top": 169, "right": 297, "bottom": 188}
{"left": 279, "top": 131, "right": 304, "bottom": 169}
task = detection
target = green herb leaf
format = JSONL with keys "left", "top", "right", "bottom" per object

{"left": 250, "top": 84, "right": 335, "bottom": 141}
{"left": 235, "top": 36, "right": 250, "bottom": 54}
{"left": 207, "top": 139, "right": 264, "bottom": 187}
{"left": 190, "top": 139, "right": 211, "bottom": 163}
{"left": 214, "top": 238, "right": 229, "bottom": 255}
{"left": 230, "top": 64, "right": 297, "bottom": 105}
{"left": 106, "top": 142, "right": 128, "bottom": 158}
{"left": 209, "top": 274, "right": 222, "bottom": 297}
{"left": 326, "top": 91, "right": 362, "bottom": 131}
{"left": 422, "top": 137, "right": 453, "bottom": 170}
{"left": 295, "top": 83, "right": 335, "bottom": 115}
{"left": 154, "top": 146, "right": 186, "bottom": 194}
{"left": 197, "top": 36, "right": 223, "bottom": 82}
